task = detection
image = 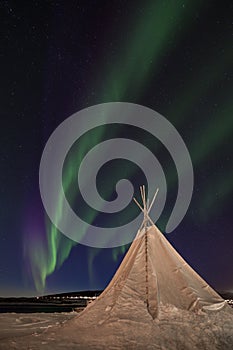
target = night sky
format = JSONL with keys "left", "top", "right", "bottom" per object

{"left": 1, "top": 0, "right": 232, "bottom": 297}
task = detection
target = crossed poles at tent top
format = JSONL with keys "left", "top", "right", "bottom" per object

{"left": 133, "top": 185, "right": 159, "bottom": 232}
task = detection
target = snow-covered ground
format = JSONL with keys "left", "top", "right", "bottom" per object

{"left": 0, "top": 312, "right": 76, "bottom": 342}
{"left": 1, "top": 304, "right": 233, "bottom": 349}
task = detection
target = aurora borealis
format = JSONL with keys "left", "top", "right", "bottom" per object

{"left": 1, "top": 1, "right": 232, "bottom": 296}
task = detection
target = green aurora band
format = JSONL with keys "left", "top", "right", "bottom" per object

{"left": 101, "top": 0, "right": 204, "bottom": 102}
{"left": 27, "top": 0, "right": 232, "bottom": 292}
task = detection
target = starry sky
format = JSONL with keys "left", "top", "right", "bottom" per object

{"left": 1, "top": 0, "right": 232, "bottom": 297}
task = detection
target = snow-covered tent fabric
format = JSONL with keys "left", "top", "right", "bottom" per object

{"left": 78, "top": 224, "right": 225, "bottom": 323}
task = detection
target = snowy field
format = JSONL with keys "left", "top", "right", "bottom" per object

{"left": 0, "top": 312, "right": 76, "bottom": 345}
{"left": 1, "top": 304, "right": 233, "bottom": 349}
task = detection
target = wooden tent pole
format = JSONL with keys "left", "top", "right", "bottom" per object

{"left": 133, "top": 186, "right": 159, "bottom": 314}
{"left": 148, "top": 188, "right": 159, "bottom": 214}
{"left": 140, "top": 186, "right": 149, "bottom": 309}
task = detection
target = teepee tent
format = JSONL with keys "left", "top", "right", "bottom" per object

{"left": 76, "top": 186, "right": 225, "bottom": 324}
